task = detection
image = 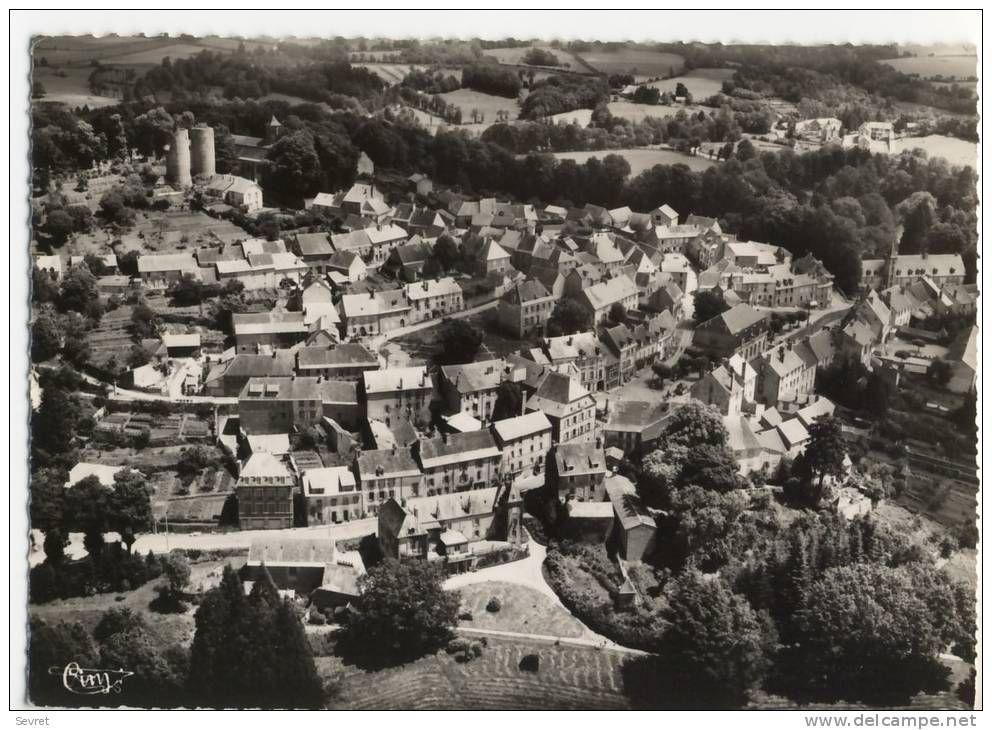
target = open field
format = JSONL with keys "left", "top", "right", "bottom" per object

{"left": 549, "top": 148, "right": 716, "bottom": 174}
{"left": 456, "top": 581, "right": 587, "bottom": 639}
{"left": 439, "top": 88, "right": 520, "bottom": 125}
{"left": 319, "top": 635, "right": 631, "bottom": 710}
{"left": 32, "top": 35, "right": 259, "bottom": 108}
{"left": 577, "top": 49, "right": 685, "bottom": 80}
{"left": 607, "top": 101, "right": 710, "bottom": 124}
{"left": 33, "top": 65, "right": 120, "bottom": 108}
{"left": 646, "top": 67, "right": 735, "bottom": 99}
{"left": 891, "top": 135, "right": 978, "bottom": 168}
{"left": 880, "top": 55, "right": 978, "bottom": 80}
{"left": 484, "top": 45, "right": 579, "bottom": 69}
{"left": 354, "top": 62, "right": 463, "bottom": 86}
{"left": 546, "top": 108, "right": 593, "bottom": 127}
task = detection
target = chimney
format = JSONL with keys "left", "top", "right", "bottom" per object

{"left": 778, "top": 346, "right": 785, "bottom": 362}
{"left": 595, "top": 436, "right": 602, "bottom": 449}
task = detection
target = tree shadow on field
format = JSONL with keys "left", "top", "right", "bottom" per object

{"left": 621, "top": 655, "right": 749, "bottom": 710}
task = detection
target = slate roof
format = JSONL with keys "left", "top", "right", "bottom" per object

{"left": 605, "top": 475, "right": 655, "bottom": 530}
{"left": 492, "top": 411, "right": 552, "bottom": 442}
{"left": 441, "top": 360, "right": 506, "bottom": 394}
{"left": 501, "top": 279, "right": 551, "bottom": 305}
{"left": 357, "top": 448, "right": 421, "bottom": 480}
{"left": 581, "top": 275, "right": 638, "bottom": 311}
{"left": 418, "top": 431, "right": 500, "bottom": 469}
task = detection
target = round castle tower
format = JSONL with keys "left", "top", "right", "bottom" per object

{"left": 190, "top": 125, "right": 216, "bottom": 178}
{"left": 166, "top": 127, "right": 192, "bottom": 189}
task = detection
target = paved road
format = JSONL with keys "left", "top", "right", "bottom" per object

{"left": 72, "top": 368, "right": 237, "bottom": 406}
{"left": 456, "top": 626, "right": 648, "bottom": 656}
{"left": 28, "top": 518, "right": 379, "bottom": 567}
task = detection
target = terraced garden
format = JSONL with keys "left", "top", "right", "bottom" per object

{"left": 320, "top": 636, "right": 632, "bottom": 710}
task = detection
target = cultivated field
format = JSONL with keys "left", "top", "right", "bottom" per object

{"left": 484, "top": 45, "right": 579, "bottom": 69}
{"left": 646, "top": 67, "right": 735, "bottom": 99}
{"left": 577, "top": 49, "right": 685, "bottom": 80}
{"left": 32, "top": 35, "right": 261, "bottom": 108}
{"left": 549, "top": 148, "right": 717, "bottom": 175}
{"left": 32, "top": 65, "right": 120, "bottom": 108}
{"left": 319, "top": 635, "right": 632, "bottom": 710}
{"left": 439, "top": 88, "right": 520, "bottom": 125}
{"left": 880, "top": 55, "right": 978, "bottom": 80}
{"left": 607, "top": 101, "right": 710, "bottom": 124}
{"left": 891, "top": 135, "right": 978, "bottom": 168}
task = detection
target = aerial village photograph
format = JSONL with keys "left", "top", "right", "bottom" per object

{"left": 13, "top": 8, "right": 981, "bottom": 716}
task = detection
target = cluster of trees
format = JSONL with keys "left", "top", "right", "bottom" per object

{"left": 31, "top": 563, "right": 327, "bottom": 708}
{"left": 336, "top": 560, "right": 460, "bottom": 667}
{"left": 31, "top": 105, "right": 108, "bottom": 189}
{"left": 32, "top": 267, "right": 103, "bottom": 367}
{"left": 522, "top": 47, "right": 560, "bottom": 67}
{"left": 188, "top": 566, "right": 325, "bottom": 708}
{"left": 30, "top": 607, "right": 189, "bottom": 707}
{"left": 641, "top": 402, "right": 746, "bottom": 508}
{"left": 519, "top": 74, "right": 610, "bottom": 120}
{"left": 547, "top": 298, "right": 593, "bottom": 337}
{"left": 613, "top": 401, "right": 975, "bottom": 707}
{"left": 461, "top": 63, "right": 522, "bottom": 98}
{"left": 32, "top": 191, "right": 94, "bottom": 247}
{"left": 137, "top": 53, "right": 384, "bottom": 111}
{"left": 262, "top": 115, "right": 360, "bottom": 203}
{"left": 401, "top": 67, "right": 461, "bottom": 95}
{"left": 816, "top": 355, "right": 894, "bottom": 418}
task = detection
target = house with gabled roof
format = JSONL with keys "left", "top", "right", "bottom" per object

{"left": 602, "top": 400, "right": 672, "bottom": 456}
{"left": 498, "top": 278, "right": 555, "bottom": 338}
{"left": 356, "top": 447, "right": 423, "bottom": 515}
{"left": 605, "top": 475, "right": 656, "bottom": 562}
{"left": 526, "top": 371, "right": 598, "bottom": 444}
{"left": 295, "top": 343, "right": 379, "bottom": 381}
{"left": 405, "top": 277, "right": 463, "bottom": 324}
{"left": 415, "top": 430, "right": 502, "bottom": 497}
{"left": 692, "top": 354, "right": 757, "bottom": 417}
{"left": 694, "top": 303, "right": 769, "bottom": 360}
{"left": 362, "top": 365, "right": 432, "bottom": 427}
{"left": 382, "top": 238, "right": 433, "bottom": 282}
{"left": 302, "top": 466, "right": 360, "bottom": 525}
{"left": 232, "top": 311, "right": 309, "bottom": 354}
{"left": 236, "top": 452, "right": 295, "bottom": 530}
{"left": 327, "top": 250, "right": 367, "bottom": 285}
{"left": 755, "top": 344, "right": 815, "bottom": 407}
{"left": 551, "top": 440, "right": 607, "bottom": 501}
{"left": 377, "top": 484, "right": 523, "bottom": 571}
{"left": 437, "top": 359, "right": 511, "bottom": 423}
{"left": 578, "top": 274, "right": 639, "bottom": 325}
{"left": 241, "top": 537, "right": 364, "bottom": 609}
{"left": 294, "top": 232, "right": 335, "bottom": 272}
{"left": 203, "top": 351, "right": 295, "bottom": 397}
{"left": 650, "top": 204, "right": 679, "bottom": 228}
{"left": 492, "top": 411, "right": 552, "bottom": 478}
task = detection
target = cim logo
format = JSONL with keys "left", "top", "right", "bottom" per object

{"left": 49, "top": 663, "right": 134, "bottom": 695}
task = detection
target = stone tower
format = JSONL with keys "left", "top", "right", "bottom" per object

{"left": 166, "top": 127, "right": 192, "bottom": 189}
{"left": 190, "top": 125, "right": 216, "bottom": 178}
